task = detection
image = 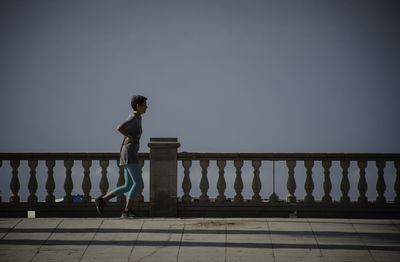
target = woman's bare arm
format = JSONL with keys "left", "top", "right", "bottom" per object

{"left": 117, "top": 125, "right": 133, "bottom": 144}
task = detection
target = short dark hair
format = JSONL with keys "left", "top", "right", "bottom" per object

{"left": 131, "top": 95, "right": 147, "bottom": 110}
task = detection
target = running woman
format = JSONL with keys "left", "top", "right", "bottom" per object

{"left": 95, "top": 95, "right": 148, "bottom": 218}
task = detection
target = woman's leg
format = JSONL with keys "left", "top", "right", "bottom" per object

{"left": 102, "top": 192, "right": 115, "bottom": 202}
{"left": 124, "top": 163, "right": 143, "bottom": 211}
{"left": 95, "top": 166, "right": 133, "bottom": 216}
{"left": 104, "top": 165, "right": 133, "bottom": 202}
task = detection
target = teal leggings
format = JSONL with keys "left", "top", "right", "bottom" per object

{"left": 112, "top": 163, "right": 143, "bottom": 200}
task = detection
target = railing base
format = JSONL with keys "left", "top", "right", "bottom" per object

{"left": 1, "top": 201, "right": 399, "bottom": 218}
{"left": 177, "top": 201, "right": 400, "bottom": 219}
{"left": 0, "top": 202, "right": 150, "bottom": 218}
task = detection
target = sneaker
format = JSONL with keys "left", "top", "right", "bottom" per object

{"left": 121, "top": 210, "right": 136, "bottom": 219}
{"left": 95, "top": 197, "right": 106, "bottom": 216}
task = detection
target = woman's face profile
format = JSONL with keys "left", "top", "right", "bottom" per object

{"left": 137, "top": 101, "right": 148, "bottom": 114}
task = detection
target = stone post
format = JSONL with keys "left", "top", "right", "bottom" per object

{"left": 148, "top": 138, "right": 180, "bottom": 217}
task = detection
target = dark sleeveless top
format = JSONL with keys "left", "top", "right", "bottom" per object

{"left": 119, "top": 113, "right": 142, "bottom": 165}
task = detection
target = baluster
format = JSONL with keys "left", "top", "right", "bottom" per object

{"left": 64, "top": 160, "right": 74, "bottom": 203}
{"left": 182, "top": 160, "right": 192, "bottom": 203}
{"left": 28, "top": 160, "right": 39, "bottom": 203}
{"left": 117, "top": 164, "right": 125, "bottom": 203}
{"left": 340, "top": 160, "right": 350, "bottom": 203}
{"left": 376, "top": 160, "right": 386, "bottom": 204}
{"left": 45, "top": 160, "right": 56, "bottom": 203}
{"left": 395, "top": 160, "right": 400, "bottom": 204}
{"left": 216, "top": 160, "right": 227, "bottom": 202}
{"left": 357, "top": 160, "right": 368, "bottom": 204}
{"left": 251, "top": 160, "right": 262, "bottom": 202}
{"left": 199, "top": 160, "right": 210, "bottom": 202}
{"left": 10, "top": 160, "right": 20, "bottom": 203}
{"left": 304, "top": 160, "right": 315, "bottom": 203}
{"left": 136, "top": 159, "right": 145, "bottom": 202}
{"left": 234, "top": 160, "right": 244, "bottom": 202}
{"left": 99, "top": 160, "right": 109, "bottom": 196}
{"left": 286, "top": 160, "right": 296, "bottom": 203}
{"left": 28, "top": 160, "right": 38, "bottom": 203}
{"left": 82, "top": 160, "right": 92, "bottom": 202}
{"left": 322, "top": 160, "right": 332, "bottom": 203}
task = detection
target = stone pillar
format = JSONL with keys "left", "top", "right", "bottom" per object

{"left": 148, "top": 138, "right": 180, "bottom": 217}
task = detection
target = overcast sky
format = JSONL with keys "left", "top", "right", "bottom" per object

{"left": 1, "top": 0, "right": 399, "bottom": 201}
{"left": 1, "top": 0, "right": 399, "bottom": 153}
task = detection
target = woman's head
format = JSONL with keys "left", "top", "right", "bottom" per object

{"left": 131, "top": 95, "right": 148, "bottom": 115}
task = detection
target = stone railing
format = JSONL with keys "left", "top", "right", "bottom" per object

{"left": 1, "top": 138, "right": 399, "bottom": 218}
{"left": 177, "top": 152, "right": 400, "bottom": 217}
{"left": 0, "top": 152, "right": 150, "bottom": 217}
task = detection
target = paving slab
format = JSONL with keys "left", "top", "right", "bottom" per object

{"left": 308, "top": 218, "right": 356, "bottom": 232}
{"left": 177, "top": 219, "right": 226, "bottom": 262}
{"left": 370, "top": 250, "right": 400, "bottom": 262}
{"left": 31, "top": 218, "right": 102, "bottom": 262}
{"left": 350, "top": 219, "right": 400, "bottom": 251}
{"left": 226, "top": 219, "right": 273, "bottom": 262}
{"left": 0, "top": 219, "right": 21, "bottom": 239}
{"left": 268, "top": 218, "right": 319, "bottom": 250}
{"left": 81, "top": 219, "right": 144, "bottom": 262}
{"left": 129, "top": 219, "right": 183, "bottom": 262}
{"left": 274, "top": 250, "right": 324, "bottom": 262}
{"left": 322, "top": 250, "right": 375, "bottom": 262}
{"left": 1, "top": 218, "right": 63, "bottom": 262}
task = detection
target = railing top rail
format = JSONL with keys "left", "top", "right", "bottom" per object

{"left": 178, "top": 152, "right": 400, "bottom": 161}
{"left": 1, "top": 152, "right": 399, "bottom": 161}
{"left": 0, "top": 152, "right": 149, "bottom": 160}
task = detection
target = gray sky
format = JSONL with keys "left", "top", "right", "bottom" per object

{"left": 1, "top": 0, "right": 399, "bottom": 153}
{"left": 1, "top": 0, "right": 399, "bottom": 201}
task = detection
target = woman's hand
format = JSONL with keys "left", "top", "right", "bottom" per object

{"left": 123, "top": 136, "right": 134, "bottom": 145}
{"left": 118, "top": 125, "right": 134, "bottom": 145}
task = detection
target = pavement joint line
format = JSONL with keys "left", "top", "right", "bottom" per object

{"left": 175, "top": 221, "right": 185, "bottom": 262}
{"left": 308, "top": 218, "right": 326, "bottom": 262}
{"left": 266, "top": 219, "right": 276, "bottom": 262}
{"left": 351, "top": 220, "right": 378, "bottom": 262}
{"left": 134, "top": 227, "right": 175, "bottom": 262}
{"left": 0, "top": 218, "right": 22, "bottom": 241}
{"left": 28, "top": 218, "right": 64, "bottom": 262}
{"left": 224, "top": 224, "right": 227, "bottom": 262}
{"left": 127, "top": 218, "right": 145, "bottom": 262}
{"left": 79, "top": 218, "right": 105, "bottom": 262}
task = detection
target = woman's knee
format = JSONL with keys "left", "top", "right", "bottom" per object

{"left": 135, "top": 178, "right": 143, "bottom": 188}
{"left": 122, "top": 180, "right": 133, "bottom": 190}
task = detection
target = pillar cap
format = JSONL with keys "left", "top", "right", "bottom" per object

{"left": 148, "top": 137, "right": 180, "bottom": 149}
{"left": 150, "top": 138, "right": 178, "bottom": 142}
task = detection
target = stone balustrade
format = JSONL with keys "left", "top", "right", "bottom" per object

{"left": 1, "top": 153, "right": 149, "bottom": 205}
{"left": 0, "top": 139, "right": 399, "bottom": 218}
{"left": 177, "top": 153, "right": 400, "bottom": 205}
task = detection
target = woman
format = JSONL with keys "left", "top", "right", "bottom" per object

{"left": 95, "top": 95, "right": 148, "bottom": 218}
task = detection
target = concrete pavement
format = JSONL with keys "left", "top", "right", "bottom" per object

{"left": 0, "top": 217, "right": 399, "bottom": 261}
